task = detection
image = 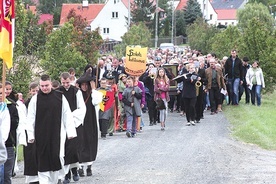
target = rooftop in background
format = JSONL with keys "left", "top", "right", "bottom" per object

{"left": 210, "top": 0, "right": 245, "bottom": 9}
{"left": 59, "top": 3, "right": 105, "bottom": 25}
{"left": 216, "top": 9, "right": 236, "bottom": 20}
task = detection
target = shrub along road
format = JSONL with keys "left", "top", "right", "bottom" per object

{"left": 13, "top": 110, "right": 276, "bottom": 183}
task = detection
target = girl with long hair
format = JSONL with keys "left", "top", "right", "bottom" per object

{"left": 154, "top": 68, "right": 170, "bottom": 131}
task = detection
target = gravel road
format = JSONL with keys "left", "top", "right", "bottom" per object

{"left": 13, "top": 110, "right": 276, "bottom": 184}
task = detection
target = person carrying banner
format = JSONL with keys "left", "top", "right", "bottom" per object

{"left": 97, "top": 77, "right": 114, "bottom": 139}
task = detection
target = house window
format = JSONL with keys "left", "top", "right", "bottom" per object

{"left": 103, "top": 28, "right": 110, "bottom": 34}
{"left": 112, "top": 12, "right": 118, "bottom": 18}
{"left": 210, "top": 14, "right": 213, "bottom": 20}
{"left": 114, "top": 0, "right": 119, "bottom": 4}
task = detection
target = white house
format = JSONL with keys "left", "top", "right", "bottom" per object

{"left": 90, "top": 0, "right": 134, "bottom": 41}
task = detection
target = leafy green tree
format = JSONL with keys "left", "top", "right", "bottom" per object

{"left": 66, "top": 9, "right": 103, "bottom": 64}
{"left": 175, "top": 10, "right": 186, "bottom": 36}
{"left": 114, "top": 22, "right": 151, "bottom": 58}
{"left": 2, "top": 0, "right": 47, "bottom": 97}
{"left": 210, "top": 26, "right": 241, "bottom": 59}
{"left": 248, "top": 0, "right": 276, "bottom": 6}
{"left": 186, "top": 18, "right": 217, "bottom": 54}
{"left": 183, "top": 0, "right": 202, "bottom": 25}
{"left": 238, "top": 18, "right": 276, "bottom": 92}
{"left": 130, "top": 0, "right": 155, "bottom": 33}
{"left": 237, "top": 3, "right": 275, "bottom": 32}
{"left": 40, "top": 22, "right": 87, "bottom": 80}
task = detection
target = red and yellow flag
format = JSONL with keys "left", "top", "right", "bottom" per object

{"left": 0, "top": 0, "right": 15, "bottom": 69}
{"left": 98, "top": 89, "right": 115, "bottom": 112}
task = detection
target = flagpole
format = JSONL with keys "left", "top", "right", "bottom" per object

{"left": 2, "top": 62, "right": 6, "bottom": 102}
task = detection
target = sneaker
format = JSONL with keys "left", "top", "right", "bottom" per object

{"left": 131, "top": 133, "right": 136, "bottom": 137}
{"left": 126, "top": 131, "right": 131, "bottom": 138}
{"left": 161, "top": 127, "right": 165, "bottom": 131}
{"left": 186, "top": 122, "right": 191, "bottom": 126}
{"left": 109, "top": 132, "right": 113, "bottom": 136}
{"left": 191, "top": 121, "right": 195, "bottom": 126}
{"left": 196, "top": 120, "right": 200, "bottom": 123}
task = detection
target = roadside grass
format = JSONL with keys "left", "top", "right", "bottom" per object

{"left": 224, "top": 92, "right": 276, "bottom": 150}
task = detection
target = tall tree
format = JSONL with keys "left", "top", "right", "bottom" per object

{"left": 210, "top": 26, "right": 241, "bottom": 59}
{"left": 186, "top": 17, "right": 218, "bottom": 54}
{"left": 66, "top": 9, "right": 103, "bottom": 64}
{"left": 40, "top": 21, "right": 87, "bottom": 80}
{"left": 130, "top": 0, "right": 155, "bottom": 32}
{"left": 114, "top": 22, "right": 151, "bottom": 58}
{"left": 183, "top": 0, "right": 202, "bottom": 25}
{"left": 237, "top": 2, "right": 274, "bottom": 32}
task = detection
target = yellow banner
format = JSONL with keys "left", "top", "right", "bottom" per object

{"left": 125, "top": 46, "right": 147, "bottom": 76}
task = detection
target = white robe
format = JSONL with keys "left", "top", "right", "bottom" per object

{"left": 27, "top": 94, "right": 77, "bottom": 183}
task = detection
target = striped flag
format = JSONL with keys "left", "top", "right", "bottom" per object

{"left": 0, "top": 0, "right": 15, "bottom": 69}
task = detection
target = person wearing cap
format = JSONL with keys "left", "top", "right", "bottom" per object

{"left": 76, "top": 72, "right": 103, "bottom": 177}
{"left": 239, "top": 57, "right": 251, "bottom": 104}
{"left": 26, "top": 74, "right": 77, "bottom": 183}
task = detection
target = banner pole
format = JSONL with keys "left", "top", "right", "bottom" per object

{"left": 2, "top": 63, "right": 6, "bottom": 102}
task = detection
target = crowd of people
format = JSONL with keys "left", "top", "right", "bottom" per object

{"left": 0, "top": 47, "right": 265, "bottom": 184}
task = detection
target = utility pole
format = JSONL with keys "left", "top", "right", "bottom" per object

{"left": 154, "top": 0, "right": 159, "bottom": 48}
{"left": 128, "top": 0, "right": 131, "bottom": 30}
{"left": 171, "top": 0, "right": 174, "bottom": 44}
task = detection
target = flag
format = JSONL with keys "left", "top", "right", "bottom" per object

{"left": 98, "top": 89, "right": 115, "bottom": 112}
{"left": 0, "top": 0, "right": 15, "bottom": 69}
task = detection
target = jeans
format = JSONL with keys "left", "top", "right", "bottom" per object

{"left": 228, "top": 78, "right": 240, "bottom": 105}
{"left": 251, "top": 85, "right": 262, "bottom": 106}
{"left": 0, "top": 164, "right": 4, "bottom": 184}
{"left": 4, "top": 147, "right": 15, "bottom": 184}
{"left": 126, "top": 113, "right": 137, "bottom": 134}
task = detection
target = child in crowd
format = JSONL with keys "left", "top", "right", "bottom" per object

{"left": 122, "top": 76, "right": 142, "bottom": 137}
{"left": 117, "top": 73, "right": 127, "bottom": 131}
{"left": 97, "top": 78, "right": 113, "bottom": 139}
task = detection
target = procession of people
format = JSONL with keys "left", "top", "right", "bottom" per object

{"left": 0, "top": 47, "right": 265, "bottom": 184}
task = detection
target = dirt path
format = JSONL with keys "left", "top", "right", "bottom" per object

{"left": 13, "top": 110, "right": 276, "bottom": 184}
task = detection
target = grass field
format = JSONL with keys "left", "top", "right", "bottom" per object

{"left": 224, "top": 92, "right": 276, "bottom": 150}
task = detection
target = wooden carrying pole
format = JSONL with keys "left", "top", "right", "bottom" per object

{"left": 2, "top": 63, "right": 6, "bottom": 102}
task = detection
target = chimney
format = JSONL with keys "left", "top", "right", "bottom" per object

{"left": 82, "top": 0, "right": 89, "bottom": 8}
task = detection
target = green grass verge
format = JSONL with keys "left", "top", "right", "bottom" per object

{"left": 224, "top": 92, "right": 276, "bottom": 150}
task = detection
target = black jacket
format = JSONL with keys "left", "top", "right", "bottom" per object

{"left": 224, "top": 56, "right": 243, "bottom": 80}
{"left": 5, "top": 99, "right": 19, "bottom": 147}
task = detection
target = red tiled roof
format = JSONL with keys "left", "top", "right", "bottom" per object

{"left": 175, "top": 0, "right": 188, "bottom": 11}
{"left": 59, "top": 4, "right": 105, "bottom": 25}
{"left": 27, "top": 6, "right": 53, "bottom": 25}
{"left": 38, "top": 14, "right": 53, "bottom": 25}
{"left": 216, "top": 9, "right": 236, "bottom": 20}
{"left": 121, "top": 0, "right": 135, "bottom": 8}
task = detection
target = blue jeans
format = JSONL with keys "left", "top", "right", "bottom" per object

{"left": 228, "top": 78, "right": 240, "bottom": 105}
{"left": 0, "top": 164, "right": 4, "bottom": 184}
{"left": 126, "top": 113, "right": 137, "bottom": 134}
{"left": 251, "top": 85, "right": 262, "bottom": 106}
{"left": 4, "top": 147, "right": 15, "bottom": 184}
